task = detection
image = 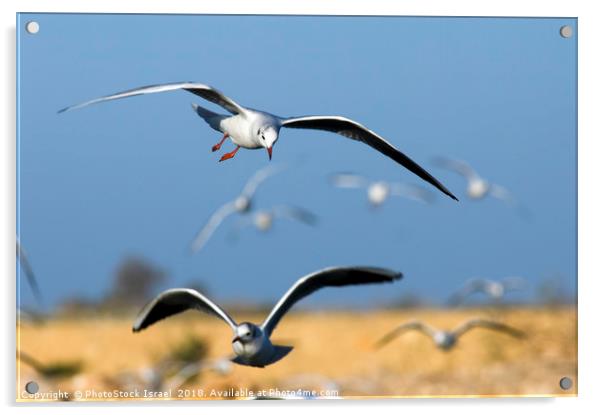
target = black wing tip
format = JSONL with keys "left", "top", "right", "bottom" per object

{"left": 57, "top": 107, "right": 69, "bottom": 114}
{"left": 352, "top": 266, "right": 403, "bottom": 282}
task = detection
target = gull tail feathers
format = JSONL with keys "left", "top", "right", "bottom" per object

{"left": 191, "top": 103, "right": 225, "bottom": 131}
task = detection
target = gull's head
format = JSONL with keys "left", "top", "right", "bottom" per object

{"left": 234, "top": 196, "right": 252, "bottom": 212}
{"left": 367, "top": 182, "right": 390, "bottom": 206}
{"left": 435, "top": 331, "right": 456, "bottom": 350}
{"left": 254, "top": 211, "right": 274, "bottom": 231}
{"left": 232, "top": 322, "right": 261, "bottom": 345}
{"left": 257, "top": 125, "right": 279, "bottom": 160}
{"left": 467, "top": 178, "right": 489, "bottom": 199}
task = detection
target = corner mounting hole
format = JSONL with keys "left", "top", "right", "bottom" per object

{"left": 559, "top": 376, "right": 573, "bottom": 390}
{"left": 559, "top": 25, "right": 572, "bottom": 38}
{"left": 26, "top": 21, "right": 40, "bottom": 34}
{"left": 25, "top": 381, "right": 39, "bottom": 394}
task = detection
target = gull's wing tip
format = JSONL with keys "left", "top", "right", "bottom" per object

{"left": 57, "top": 106, "right": 70, "bottom": 114}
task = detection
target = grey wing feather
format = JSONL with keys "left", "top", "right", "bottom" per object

{"left": 16, "top": 240, "right": 43, "bottom": 305}
{"left": 432, "top": 157, "right": 480, "bottom": 181}
{"left": 261, "top": 266, "right": 402, "bottom": 337}
{"left": 272, "top": 205, "right": 318, "bottom": 226}
{"left": 191, "top": 201, "right": 237, "bottom": 253}
{"left": 447, "top": 278, "right": 489, "bottom": 305}
{"left": 132, "top": 288, "right": 237, "bottom": 332}
{"left": 241, "top": 164, "right": 286, "bottom": 198}
{"left": 58, "top": 82, "right": 245, "bottom": 115}
{"left": 330, "top": 173, "right": 369, "bottom": 189}
{"left": 389, "top": 182, "right": 436, "bottom": 204}
{"left": 281, "top": 116, "right": 458, "bottom": 201}
{"left": 375, "top": 321, "right": 436, "bottom": 348}
{"left": 453, "top": 318, "right": 526, "bottom": 339}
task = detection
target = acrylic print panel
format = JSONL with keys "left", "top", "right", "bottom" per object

{"left": 16, "top": 13, "right": 577, "bottom": 401}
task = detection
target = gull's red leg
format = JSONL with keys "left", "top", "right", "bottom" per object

{"left": 219, "top": 145, "right": 240, "bottom": 162}
{"left": 212, "top": 133, "right": 229, "bottom": 152}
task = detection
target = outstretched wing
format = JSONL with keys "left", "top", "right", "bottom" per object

{"left": 389, "top": 182, "right": 436, "bottom": 204}
{"left": 374, "top": 321, "right": 437, "bottom": 349}
{"left": 16, "top": 240, "right": 43, "bottom": 305}
{"left": 58, "top": 82, "right": 245, "bottom": 115}
{"left": 330, "top": 173, "right": 370, "bottom": 189}
{"left": 432, "top": 157, "right": 480, "bottom": 182}
{"left": 453, "top": 318, "right": 526, "bottom": 339}
{"left": 191, "top": 201, "right": 238, "bottom": 253}
{"left": 261, "top": 266, "right": 402, "bottom": 337}
{"left": 241, "top": 164, "right": 286, "bottom": 199}
{"left": 133, "top": 288, "right": 237, "bottom": 332}
{"left": 272, "top": 205, "right": 318, "bottom": 226}
{"left": 281, "top": 116, "right": 458, "bottom": 201}
{"left": 447, "top": 278, "right": 489, "bottom": 306}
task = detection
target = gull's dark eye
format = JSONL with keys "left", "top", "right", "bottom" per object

{"left": 257, "top": 129, "right": 261, "bottom": 135}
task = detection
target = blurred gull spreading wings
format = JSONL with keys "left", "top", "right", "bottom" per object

{"left": 133, "top": 266, "right": 402, "bottom": 367}
{"left": 190, "top": 164, "right": 285, "bottom": 253}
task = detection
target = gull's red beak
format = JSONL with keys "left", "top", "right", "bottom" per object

{"left": 232, "top": 336, "right": 241, "bottom": 344}
{"left": 267, "top": 146, "right": 273, "bottom": 160}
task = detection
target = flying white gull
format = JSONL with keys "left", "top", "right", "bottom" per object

{"left": 133, "top": 266, "right": 402, "bottom": 367}
{"left": 58, "top": 82, "right": 458, "bottom": 201}
{"left": 448, "top": 277, "right": 527, "bottom": 306}
{"left": 331, "top": 173, "right": 435, "bottom": 207}
{"left": 229, "top": 205, "right": 317, "bottom": 238}
{"left": 432, "top": 157, "right": 528, "bottom": 210}
{"left": 375, "top": 318, "right": 525, "bottom": 351}
{"left": 190, "top": 164, "right": 284, "bottom": 253}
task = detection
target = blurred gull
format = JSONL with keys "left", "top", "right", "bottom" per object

{"left": 59, "top": 82, "right": 458, "bottom": 200}
{"left": 133, "top": 266, "right": 402, "bottom": 367}
{"left": 229, "top": 205, "right": 317, "bottom": 239}
{"left": 190, "top": 164, "right": 284, "bottom": 253}
{"left": 331, "top": 173, "right": 435, "bottom": 207}
{"left": 375, "top": 318, "right": 525, "bottom": 351}
{"left": 448, "top": 277, "right": 528, "bottom": 306}
{"left": 433, "top": 157, "right": 529, "bottom": 216}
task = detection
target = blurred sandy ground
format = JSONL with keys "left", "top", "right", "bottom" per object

{"left": 16, "top": 306, "right": 576, "bottom": 400}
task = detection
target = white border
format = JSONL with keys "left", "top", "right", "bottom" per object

{"left": 2, "top": 1, "right": 600, "bottom": 414}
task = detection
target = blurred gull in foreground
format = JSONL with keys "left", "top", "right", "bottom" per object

{"left": 190, "top": 164, "right": 284, "bottom": 253}
{"left": 133, "top": 266, "right": 402, "bottom": 367}
{"left": 375, "top": 318, "right": 525, "bottom": 351}
{"left": 59, "top": 82, "right": 458, "bottom": 200}
{"left": 330, "top": 173, "right": 435, "bottom": 207}
{"left": 448, "top": 277, "right": 528, "bottom": 306}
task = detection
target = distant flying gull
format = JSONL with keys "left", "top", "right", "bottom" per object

{"left": 190, "top": 164, "right": 284, "bottom": 253}
{"left": 433, "top": 157, "right": 526, "bottom": 209}
{"left": 133, "top": 266, "right": 402, "bottom": 367}
{"left": 375, "top": 318, "right": 525, "bottom": 351}
{"left": 448, "top": 277, "right": 527, "bottom": 306}
{"left": 330, "top": 173, "right": 435, "bottom": 207}
{"left": 16, "top": 238, "right": 43, "bottom": 305}
{"left": 58, "top": 82, "right": 458, "bottom": 201}
{"left": 230, "top": 205, "right": 317, "bottom": 237}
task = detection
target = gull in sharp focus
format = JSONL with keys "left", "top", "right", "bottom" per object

{"left": 58, "top": 82, "right": 458, "bottom": 201}
{"left": 133, "top": 266, "right": 402, "bottom": 367}
{"left": 448, "top": 277, "right": 528, "bottom": 306}
{"left": 190, "top": 164, "right": 284, "bottom": 253}
{"left": 375, "top": 318, "right": 525, "bottom": 351}
{"left": 331, "top": 173, "right": 435, "bottom": 207}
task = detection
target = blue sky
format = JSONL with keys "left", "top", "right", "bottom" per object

{"left": 17, "top": 14, "right": 577, "bottom": 310}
